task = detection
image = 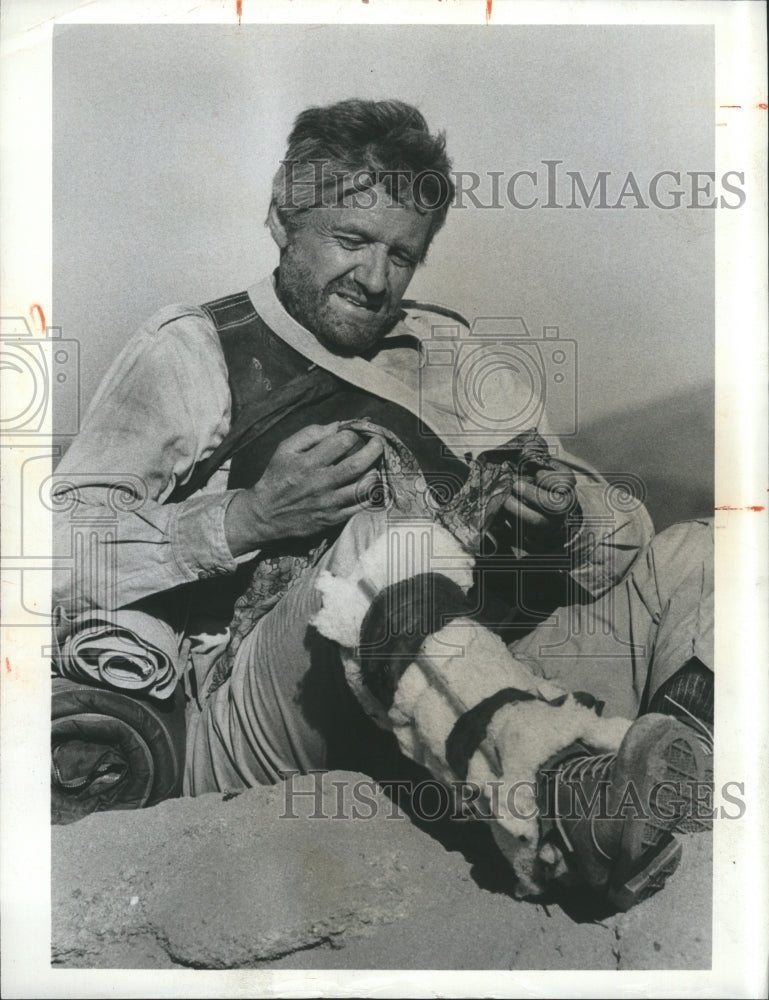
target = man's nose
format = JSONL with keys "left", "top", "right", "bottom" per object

{"left": 354, "top": 245, "right": 389, "bottom": 296}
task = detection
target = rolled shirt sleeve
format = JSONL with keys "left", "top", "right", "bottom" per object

{"left": 52, "top": 305, "right": 254, "bottom": 613}
{"left": 553, "top": 444, "right": 655, "bottom": 598}
{"left": 511, "top": 401, "right": 654, "bottom": 599}
{"left": 511, "top": 385, "right": 655, "bottom": 596}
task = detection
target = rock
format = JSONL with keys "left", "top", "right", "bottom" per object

{"left": 53, "top": 772, "right": 469, "bottom": 968}
{"left": 52, "top": 772, "right": 712, "bottom": 970}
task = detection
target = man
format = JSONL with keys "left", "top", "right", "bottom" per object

{"left": 52, "top": 99, "right": 713, "bottom": 910}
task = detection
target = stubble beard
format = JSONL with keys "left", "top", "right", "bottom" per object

{"left": 276, "top": 254, "right": 402, "bottom": 357}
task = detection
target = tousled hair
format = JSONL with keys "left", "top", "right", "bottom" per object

{"left": 269, "top": 98, "right": 454, "bottom": 253}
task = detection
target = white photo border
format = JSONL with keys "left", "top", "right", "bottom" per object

{"left": 1, "top": 1, "right": 766, "bottom": 997}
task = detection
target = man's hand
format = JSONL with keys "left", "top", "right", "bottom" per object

{"left": 500, "top": 462, "right": 579, "bottom": 550}
{"left": 225, "top": 423, "right": 383, "bottom": 555}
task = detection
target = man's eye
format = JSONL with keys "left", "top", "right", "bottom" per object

{"left": 391, "top": 252, "right": 416, "bottom": 268}
{"left": 337, "top": 237, "right": 364, "bottom": 250}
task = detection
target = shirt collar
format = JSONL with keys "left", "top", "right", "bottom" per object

{"left": 246, "top": 274, "right": 462, "bottom": 458}
{"left": 247, "top": 273, "right": 422, "bottom": 365}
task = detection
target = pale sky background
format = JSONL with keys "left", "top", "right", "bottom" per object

{"left": 52, "top": 23, "right": 715, "bottom": 527}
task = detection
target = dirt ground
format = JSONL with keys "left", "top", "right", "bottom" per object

{"left": 52, "top": 770, "right": 712, "bottom": 972}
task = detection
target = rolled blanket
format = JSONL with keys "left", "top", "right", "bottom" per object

{"left": 51, "top": 676, "right": 186, "bottom": 825}
{"left": 53, "top": 607, "right": 180, "bottom": 699}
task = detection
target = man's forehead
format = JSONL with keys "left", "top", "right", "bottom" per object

{"left": 334, "top": 178, "right": 420, "bottom": 210}
{"left": 313, "top": 185, "right": 434, "bottom": 242}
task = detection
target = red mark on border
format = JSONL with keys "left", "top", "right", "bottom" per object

{"left": 29, "top": 303, "right": 46, "bottom": 333}
{"left": 236, "top": 0, "right": 242, "bottom": 24}
{"left": 758, "top": 103, "right": 768, "bottom": 110}
{"left": 4, "top": 658, "right": 10, "bottom": 674}
{"left": 715, "top": 505, "right": 765, "bottom": 512}
{"left": 486, "top": 0, "right": 493, "bottom": 22}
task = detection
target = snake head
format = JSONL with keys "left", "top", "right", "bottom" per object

{"left": 475, "top": 428, "right": 555, "bottom": 479}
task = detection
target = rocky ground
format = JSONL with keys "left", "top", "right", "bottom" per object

{"left": 52, "top": 770, "right": 712, "bottom": 971}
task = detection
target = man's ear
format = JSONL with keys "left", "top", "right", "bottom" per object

{"left": 266, "top": 201, "right": 290, "bottom": 250}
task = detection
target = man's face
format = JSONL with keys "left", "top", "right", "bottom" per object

{"left": 274, "top": 185, "right": 434, "bottom": 355}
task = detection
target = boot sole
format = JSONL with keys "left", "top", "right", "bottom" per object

{"left": 608, "top": 834, "right": 683, "bottom": 911}
{"left": 607, "top": 729, "right": 709, "bottom": 912}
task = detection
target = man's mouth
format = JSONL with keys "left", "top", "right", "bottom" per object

{"left": 332, "top": 289, "right": 380, "bottom": 312}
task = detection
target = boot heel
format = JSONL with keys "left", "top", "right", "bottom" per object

{"left": 607, "top": 834, "right": 682, "bottom": 912}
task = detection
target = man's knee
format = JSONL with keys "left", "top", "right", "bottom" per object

{"left": 649, "top": 518, "right": 713, "bottom": 566}
{"left": 641, "top": 518, "right": 714, "bottom": 597}
{"left": 641, "top": 519, "right": 714, "bottom": 684}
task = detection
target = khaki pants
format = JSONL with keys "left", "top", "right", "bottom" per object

{"left": 511, "top": 519, "right": 713, "bottom": 720}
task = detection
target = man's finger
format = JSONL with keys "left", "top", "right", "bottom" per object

{"left": 308, "top": 428, "right": 364, "bottom": 465}
{"left": 282, "top": 422, "right": 340, "bottom": 453}
{"left": 501, "top": 494, "right": 551, "bottom": 530}
{"left": 533, "top": 466, "right": 576, "bottom": 490}
{"left": 328, "top": 436, "right": 384, "bottom": 486}
{"left": 328, "top": 500, "right": 373, "bottom": 525}
{"left": 508, "top": 478, "right": 575, "bottom": 515}
{"left": 332, "top": 469, "right": 383, "bottom": 509}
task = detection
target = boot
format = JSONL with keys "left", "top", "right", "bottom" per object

{"left": 646, "top": 658, "right": 714, "bottom": 832}
{"left": 537, "top": 713, "right": 710, "bottom": 911}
